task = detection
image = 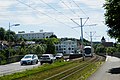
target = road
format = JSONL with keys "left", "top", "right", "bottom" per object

{"left": 87, "top": 56, "right": 120, "bottom": 80}
{"left": 0, "top": 62, "right": 40, "bottom": 76}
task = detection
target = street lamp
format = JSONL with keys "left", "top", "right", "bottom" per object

{"left": 8, "top": 22, "right": 20, "bottom": 42}
{"left": 8, "top": 22, "right": 20, "bottom": 58}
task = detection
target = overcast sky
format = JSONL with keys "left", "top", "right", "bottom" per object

{"left": 0, "top": 0, "right": 115, "bottom": 42}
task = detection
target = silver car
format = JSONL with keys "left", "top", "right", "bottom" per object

{"left": 40, "top": 54, "right": 55, "bottom": 65}
{"left": 20, "top": 54, "right": 39, "bottom": 65}
{"left": 55, "top": 53, "right": 63, "bottom": 59}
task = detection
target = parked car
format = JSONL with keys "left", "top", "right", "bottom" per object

{"left": 55, "top": 53, "right": 63, "bottom": 59}
{"left": 20, "top": 54, "right": 39, "bottom": 65}
{"left": 40, "top": 54, "right": 55, "bottom": 65}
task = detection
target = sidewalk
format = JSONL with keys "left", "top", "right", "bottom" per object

{"left": 87, "top": 56, "right": 120, "bottom": 80}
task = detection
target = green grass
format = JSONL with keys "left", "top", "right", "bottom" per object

{"left": 0, "top": 57, "right": 105, "bottom": 80}
{"left": 18, "top": 59, "right": 83, "bottom": 80}
{"left": 0, "top": 60, "right": 71, "bottom": 80}
{"left": 64, "top": 61, "right": 104, "bottom": 80}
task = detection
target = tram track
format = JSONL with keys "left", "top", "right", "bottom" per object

{"left": 45, "top": 55, "right": 103, "bottom": 80}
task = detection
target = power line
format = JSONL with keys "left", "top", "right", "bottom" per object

{"left": 16, "top": 0, "right": 65, "bottom": 24}
{"left": 39, "top": 0, "right": 72, "bottom": 20}
{"left": 60, "top": 0, "right": 80, "bottom": 17}
{"left": 38, "top": 0, "right": 85, "bottom": 34}
{"left": 71, "top": 0, "right": 88, "bottom": 17}
{"left": 70, "top": 0, "right": 98, "bottom": 33}
{"left": 39, "top": 0, "right": 59, "bottom": 12}
{"left": 16, "top": 0, "right": 80, "bottom": 33}
{"left": 38, "top": 0, "right": 84, "bottom": 34}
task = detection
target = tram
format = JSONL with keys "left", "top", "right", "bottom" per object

{"left": 84, "top": 46, "right": 93, "bottom": 57}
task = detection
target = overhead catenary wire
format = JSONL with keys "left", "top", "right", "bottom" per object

{"left": 16, "top": 0, "right": 55, "bottom": 20}
{"left": 39, "top": 0, "right": 95, "bottom": 35}
{"left": 16, "top": 0, "right": 68, "bottom": 25}
{"left": 16, "top": 0, "right": 80, "bottom": 34}
{"left": 38, "top": 0, "right": 87, "bottom": 34}
{"left": 70, "top": 0, "right": 98, "bottom": 33}
{"left": 71, "top": 0, "right": 88, "bottom": 17}
{"left": 59, "top": 0, "right": 80, "bottom": 17}
{"left": 59, "top": 0, "right": 99, "bottom": 41}
{"left": 39, "top": 0, "right": 73, "bottom": 20}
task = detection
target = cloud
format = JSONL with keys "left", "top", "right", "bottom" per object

{"left": 0, "top": 0, "right": 110, "bottom": 41}
{"left": 76, "top": 0, "right": 105, "bottom": 8}
{"left": 0, "top": 0, "right": 17, "bottom": 14}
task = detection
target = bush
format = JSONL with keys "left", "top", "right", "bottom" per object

{"left": 95, "top": 45, "right": 106, "bottom": 53}
{"left": 106, "top": 47, "right": 116, "bottom": 55}
{"left": 0, "top": 60, "right": 7, "bottom": 65}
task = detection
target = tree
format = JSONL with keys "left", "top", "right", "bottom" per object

{"left": 95, "top": 44, "right": 106, "bottom": 53}
{"left": 35, "top": 45, "right": 43, "bottom": 54}
{"left": 104, "top": 0, "right": 120, "bottom": 42}
{"left": 0, "top": 27, "right": 6, "bottom": 40}
{"left": 49, "top": 35, "right": 57, "bottom": 38}
{"left": 106, "top": 47, "right": 116, "bottom": 55}
{"left": 5, "top": 30, "right": 16, "bottom": 41}
{"left": 45, "top": 38, "right": 59, "bottom": 54}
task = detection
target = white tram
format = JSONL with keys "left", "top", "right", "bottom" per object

{"left": 84, "top": 46, "right": 93, "bottom": 57}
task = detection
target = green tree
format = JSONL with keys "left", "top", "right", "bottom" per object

{"left": 27, "top": 45, "right": 35, "bottom": 54}
{"left": 95, "top": 44, "right": 106, "bottom": 53}
{"left": 20, "top": 41, "right": 26, "bottom": 48}
{"left": 46, "top": 38, "right": 59, "bottom": 54}
{"left": 116, "top": 44, "right": 120, "bottom": 52}
{"left": 106, "top": 47, "right": 116, "bottom": 55}
{"left": 5, "top": 30, "right": 16, "bottom": 41}
{"left": 49, "top": 35, "right": 57, "bottom": 38}
{"left": 41, "top": 44, "right": 47, "bottom": 54}
{"left": 0, "top": 51, "right": 6, "bottom": 65}
{"left": 35, "top": 45, "right": 43, "bottom": 54}
{"left": 104, "top": 0, "right": 120, "bottom": 41}
{"left": 0, "top": 27, "right": 6, "bottom": 40}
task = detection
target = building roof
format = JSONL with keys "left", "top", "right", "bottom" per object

{"left": 102, "top": 42, "right": 113, "bottom": 47}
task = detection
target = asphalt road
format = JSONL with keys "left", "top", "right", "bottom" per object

{"left": 87, "top": 56, "right": 120, "bottom": 80}
{"left": 0, "top": 62, "right": 40, "bottom": 76}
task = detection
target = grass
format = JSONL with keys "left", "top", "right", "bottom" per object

{"left": 65, "top": 61, "right": 104, "bottom": 80}
{"left": 18, "top": 59, "right": 83, "bottom": 80}
{"left": 0, "top": 60, "right": 71, "bottom": 80}
{"left": 0, "top": 57, "right": 105, "bottom": 80}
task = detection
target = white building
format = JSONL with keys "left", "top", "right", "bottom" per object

{"left": 56, "top": 40, "right": 78, "bottom": 54}
{"left": 16, "top": 31, "right": 54, "bottom": 40}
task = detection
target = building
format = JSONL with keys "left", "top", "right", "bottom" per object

{"left": 16, "top": 31, "right": 54, "bottom": 40}
{"left": 101, "top": 36, "right": 113, "bottom": 47}
{"left": 55, "top": 40, "right": 78, "bottom": 54}
{"left": 101, "top": 36, "right": 106, "bottom": 43}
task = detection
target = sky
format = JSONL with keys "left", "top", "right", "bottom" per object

{"left": 0, "top": 0, "right": 116, "bottom": 42}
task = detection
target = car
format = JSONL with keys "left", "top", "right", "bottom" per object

{"left": 20, "top": 54, "right": 39, "bottom": 65}
{"left": 55, "top": 53, "right": 63, "bottom": 59}
{"left": 40, "top": 54, "right": 55, "bottom": 65}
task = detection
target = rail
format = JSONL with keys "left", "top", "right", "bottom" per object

{"left": 45, "top": 55, "right": 103, "bottom": 80}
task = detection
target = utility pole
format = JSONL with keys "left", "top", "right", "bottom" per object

{"left": 8, "top": 22, "right": 20, "bottom": 58}
{"left": 90, "top": 32, "right": 93, "bottom": 55}
{"left": 80, "top": 18, "right": 84, "bottom": 61}
{"left": 86, "top": 31, "right": 96, "bottom": 56}
{"left": 71, "top": 17, "right": 89, "bottom": 61}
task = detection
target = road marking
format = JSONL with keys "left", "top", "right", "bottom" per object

{"left": 105, "top": 56, "right": 109, "bottom": 61}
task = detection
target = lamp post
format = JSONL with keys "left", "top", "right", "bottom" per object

{"left": 8, "top": 22, "right": 20, "bottom": 58}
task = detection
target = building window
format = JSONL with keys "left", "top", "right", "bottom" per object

{"left": 68, "top": 47, "right": 71, "bottom": 50}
